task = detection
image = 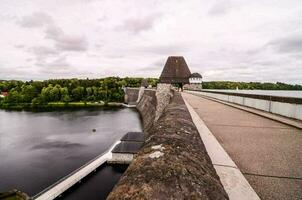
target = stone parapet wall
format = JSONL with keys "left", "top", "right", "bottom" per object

{"left": 107, "top": 92, "right": 228, "bottom": 199}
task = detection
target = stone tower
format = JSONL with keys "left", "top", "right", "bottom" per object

{"left": 159, "top": 56, "right": 191, "bottom": 85}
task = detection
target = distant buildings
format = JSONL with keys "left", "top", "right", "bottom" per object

{"left": 189, "top": 73, "right": 202, "bottom": 84}
{"left": 0, "top": 91, "right": 8, "bottom": 98}
{"left": 159, "top": 56, "right": 202, "bottom": 90}
{"left": 187, "top": 73, "right": 203, "bottom": 90}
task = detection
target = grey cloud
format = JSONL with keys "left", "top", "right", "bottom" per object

{"left": 117, "top": 13, "right": 161, "bottom": 33}
{"left": 95, "top": 44, "right": 103, "bottom": 49}
{"left": 97, "top": 15, "right": 107, "bottom": 22}
{"left": 14, "top": 44, "right": 25, "bottom": 49}
{"left": 103, "top": 43, "right": 188, "bottom": 60}
{"left": 268, "top": 35, "right": 302, "bottom": 53}
{"left": 36, "top": 55, "right": 70, "bottom": 68}
{"left": 28, "top": 46, "right": 60, "bottom": 69}
{"left": 208, "top": 0, "right": 232, "bottom": 16}
{"left": 55, "top": 35, "right": 88, "bottom": 51}
{"left": 45, "top": 24, "right": 63, "bottom": 39}
{"left": 26, "top": 58, "right": 34, "bottom": 62}
{"left": 29, "top": 46, "right": 59, "bottom": 56}
{"left": 139, "top": 64, "right": 162, "bottom": 72}
{"left": 35, "top": 56, "right": 77, "bottom": 77}
{"left": 136, "top": 43, "right": 189, "bottom": 55}
{"left": 292, "top": 53, "right": 302, "bottom": 59}
{"left": 18, "top": 12, "right": 88, "bottom": 52}
{"left": 18, "top": 12, "right": 53, "bottom": 28}
{"left": 45, "top": 24, "right": 88, "bottom": 51}
{"left": 0, "top": 66, "right": 36, "bottom": 80}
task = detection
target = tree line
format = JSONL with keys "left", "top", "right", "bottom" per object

{"left": 1, "top": 78, "right": 301, "bottom": 109}
{"left": 0, "top": 77, "right": 158, "bottom": 106}
{"left": 202, "top": 81, "right": 302, "bottom": 90}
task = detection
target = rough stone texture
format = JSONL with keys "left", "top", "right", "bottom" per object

{"left": 155, "top": 83, "right": 173, "bottom": 121}
{"left": 136, "top": 89, "right": 157, "bottom": 132}
{"left": 107, "top": 93, "right": 228, "bottom": 200}
{"left": 136, "top": 84, "right": 173, "bottom": 134}
{"left": 136, "top": 87, "right": 145, "bottom": 103}
{"left": 124, "top": 88, "right": 139, "bottom": 104}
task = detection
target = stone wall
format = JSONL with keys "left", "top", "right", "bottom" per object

{"left": 136, "top": 89, "right": 157, "bottom": 133}
{"left": 107, "top": 92, "right": 228, "bottom": 199}
{"left": 136, "top": 87, "right": 145, "bottom": 103}
{"left": 155, "top": 83, "right": 173, "bottom": 121}
{"left": 124, "top": 88, "right": 139, "bottom": 104}
{"left": 136, "top": 84, "right": 173, "bottom": 134}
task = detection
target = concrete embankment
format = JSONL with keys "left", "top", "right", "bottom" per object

{"left": 107, "top": 89, "right": 228, "bottom": 199}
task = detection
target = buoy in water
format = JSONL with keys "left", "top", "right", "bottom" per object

{"left": 92, "top": 129, "right": 96, "bottom": 132}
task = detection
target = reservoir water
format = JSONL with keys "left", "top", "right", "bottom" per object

{"left": 203, "top": 89, "right": 302, "bottom": 98}
{"left": 0, "top": 108, "right": 142, "bottom": 199}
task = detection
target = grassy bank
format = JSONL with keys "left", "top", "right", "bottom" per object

{"left": 0, "top": 101, "right": 123, "bottom": 111}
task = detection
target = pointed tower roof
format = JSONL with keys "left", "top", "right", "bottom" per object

{"left": 159, "top": 56, "right": 191, "bottom": 84}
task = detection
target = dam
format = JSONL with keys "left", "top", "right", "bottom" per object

{"left": 2, "top": 57, "right": 301, "bottom": 200}
{"left": 108, "top": 57, "right": 301, "bottom": 199}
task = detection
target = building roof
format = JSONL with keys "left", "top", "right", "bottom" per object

{"left": 190, "top": 73, "right": 202, "bottom": 78}
{"left": 159, "top": 56, "right": 191, "bottom": 84}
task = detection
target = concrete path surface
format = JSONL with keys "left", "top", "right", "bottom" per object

{"left": 182, "top": 92, "right": 302, "bottom": 200}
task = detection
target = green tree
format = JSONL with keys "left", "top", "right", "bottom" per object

{"left": 41, "top": 84, "right": 53, "bottom": 102}
{"left": 4, "top": 90, "right": 22, "bottom": 103}
{"left": 32, "top": 95, "right": 46, "bottom": 105}
{"left": 50, "top": 85, "right": 61, "bottom": 102}
{"left": 21, "top": 85, "right": 38, "bottom": 103}
{"left": 60, "top": 87, "right": 70, "bottom": 102}
{"left": 72, "top": 86, "right": 84, "bottom": 101}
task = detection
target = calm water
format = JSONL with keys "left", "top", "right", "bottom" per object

{"left": 0, "top": 108, "right": 142, "bottom": 198}
{"left": 203, "top": 89, "right": 302, "bottom": 98}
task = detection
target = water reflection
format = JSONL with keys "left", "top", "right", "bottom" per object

{"left": 0, "top": 108, "right": 142, "bottom": 197}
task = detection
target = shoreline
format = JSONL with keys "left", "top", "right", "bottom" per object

{"left": 0, "top": 102, "right": 124, "bottom": 112}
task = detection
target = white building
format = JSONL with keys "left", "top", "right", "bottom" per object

{"left": 189, "top": 73, "right": 202, "bottom": 84}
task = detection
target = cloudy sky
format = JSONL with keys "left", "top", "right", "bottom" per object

{"left": 0, "top": 0, "right": 302, "bottom": 83}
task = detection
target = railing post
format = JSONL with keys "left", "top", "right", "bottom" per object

{"left": 269, "top": 96, "right": 272, "bottom": 113}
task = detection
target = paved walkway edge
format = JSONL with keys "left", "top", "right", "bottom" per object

{"left": 182, "top": 94, "right": 260, "bottom": 200}
{"left": 185, "top": 91, "right": 302, "bottom": 130}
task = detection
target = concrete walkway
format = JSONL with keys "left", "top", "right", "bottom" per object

{"left": 182, "top": 92, "right": 302, "bottom": 200}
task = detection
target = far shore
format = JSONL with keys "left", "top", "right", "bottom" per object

{"left": 0, "top": 101, "right": 124, "bottom": 111}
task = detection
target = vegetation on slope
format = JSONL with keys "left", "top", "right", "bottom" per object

{"left": 1, "top": 78, "right": 301, "bottom": 111}
{"left": 0, "top": 77, "right": 158, "bottom": 110}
